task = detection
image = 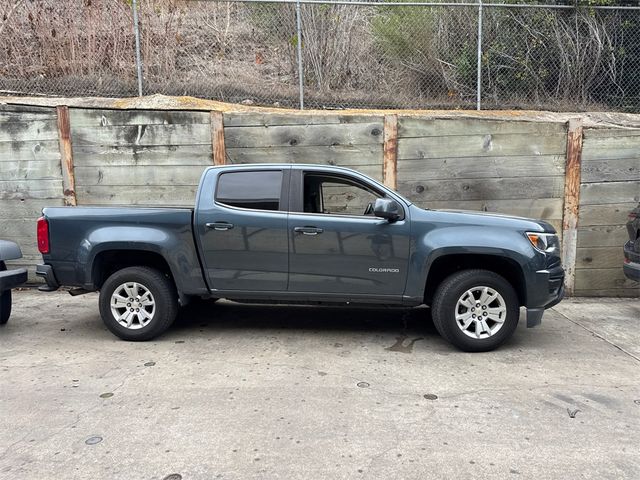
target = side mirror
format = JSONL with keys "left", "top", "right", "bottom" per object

{"left": 373, "top": 198, "right": 401, "bottom": 222}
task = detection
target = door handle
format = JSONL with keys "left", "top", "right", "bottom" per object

{"left": 294, "top": 226, "right": 324, "bottom": 235}
{"left": 206, "top": 222, "right": 234, "bottom": 231}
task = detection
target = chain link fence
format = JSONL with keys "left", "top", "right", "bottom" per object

{"left": 1, "top": 0, "right": 639, "bottom": 112}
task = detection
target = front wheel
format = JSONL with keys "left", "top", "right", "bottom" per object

{"left": 431, "top": 269, "right": 520, "bottom": 352}
{"left": 99, "top": 266, "right": 178, "bottom": 341}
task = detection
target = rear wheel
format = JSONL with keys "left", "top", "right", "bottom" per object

{"left": 431, "top": 269, "right": 519, "bottom": 352}
{"left": 99, "top": 266, "right": 178, "bottom": 341}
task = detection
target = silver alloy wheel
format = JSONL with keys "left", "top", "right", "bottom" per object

{"left": 110, "top": 282, "right": 155, "bottom": 330}
{"left": 454, "top": 286, "right": 507, "bottom": 339}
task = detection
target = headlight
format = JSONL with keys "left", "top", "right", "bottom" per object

{"left": 526, "top": 232, "right": 559, "bottom": 254}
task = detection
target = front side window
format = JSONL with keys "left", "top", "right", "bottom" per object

{"left": 303, "top": 174, "right": 383, "bottom": 216}
{"left": 216, "top": 170, "right": 282, "bottom": 211}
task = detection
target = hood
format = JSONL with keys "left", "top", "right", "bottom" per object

{"left": 413, "top": 207, "right": 556, "bottom": 233}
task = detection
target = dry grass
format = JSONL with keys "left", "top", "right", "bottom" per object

{"left": 0, "top": 0, "right": 637, "bottom": 111}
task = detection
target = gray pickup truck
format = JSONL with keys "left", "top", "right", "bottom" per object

{"left": 36, "top": 164, "right": 564, "bottom": 351}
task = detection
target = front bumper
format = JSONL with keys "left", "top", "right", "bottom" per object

{"left": 623, "top": 241, "right": 640, "bottom": 282}
{"left": 525, "top": 264, "right": 565, "bottom": 328}
{"left": 35, "top": 264, "right": 60, "bottom": 291}
{"left": 0, "top": 267, "right": 28, "bottom": 292}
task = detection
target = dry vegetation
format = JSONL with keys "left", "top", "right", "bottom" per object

{"left": 0, "top": 0, "right": 638, "bottom": 111}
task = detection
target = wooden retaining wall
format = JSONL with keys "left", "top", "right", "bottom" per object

{"left": 575, "top": 128, "right": 640, "bottom": 296}
{"left": 0, "top": 105, "right": 65, "bottom": 276}
{"left": 0, "top": 98, "right": 637, "bottom": 296}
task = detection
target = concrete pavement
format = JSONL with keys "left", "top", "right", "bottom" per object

{"left": 0, "top": 290, "right": 638, "bottom": 480}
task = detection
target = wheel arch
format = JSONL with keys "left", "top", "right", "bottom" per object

{"left": 424, "top": 253, "right": 527, "bottom": 307}
{"left": 91, "top": 248, "right": 175, "bottom": 291}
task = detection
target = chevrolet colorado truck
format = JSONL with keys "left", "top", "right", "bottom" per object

{"left": 36, "top": 164, "right": 564, "bottom": 351}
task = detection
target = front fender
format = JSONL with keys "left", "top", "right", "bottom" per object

{"left": 404, "top": 225, "right": 541, "bottom": 301}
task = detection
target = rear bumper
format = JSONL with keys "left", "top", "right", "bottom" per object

{"left": 0, "top": 268, "right": 28, "bottom": 292}
{"left": 35, "top": 264, "right": 60, "bottom": 291}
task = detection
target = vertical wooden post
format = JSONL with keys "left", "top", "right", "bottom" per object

{"left": 383, "top": 115, "right": 398, "bottom": 190}
{"left": 211, "top": 111, "right": 226, "bottom": 166}
{"left": 561, "top": 118, "right": 584, "bottom": 296}
{"left": 56, "top": 105, "right": 77, "bottom": 206}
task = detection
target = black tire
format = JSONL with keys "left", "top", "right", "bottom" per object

{"left": 99, "top": 266, "right": 178, "bottom": 341}
{"left": 0, "top": 290, "right": 10, "bottom": 325}
{"left": 0, "top": 261, "right": 10, "bottom": 324}
{"left": 431, "top": 269, "right": 519, "bottom": 352}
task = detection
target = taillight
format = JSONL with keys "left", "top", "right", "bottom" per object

{"left": 37, "top": 216, "right": 50, "bottom": 254}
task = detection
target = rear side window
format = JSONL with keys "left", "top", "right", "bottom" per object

{"left": 216, "top": 170, "right": 283, "bottom": 211}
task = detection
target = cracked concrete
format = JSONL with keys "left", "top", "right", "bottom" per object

{"left": 0, "top": 290, "right": 639, "bottom": 480}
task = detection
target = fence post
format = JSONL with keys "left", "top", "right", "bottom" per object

{"left": 56, "top": 106, "right": 77, "bottom": 207}
{"left": 211, "top": 111, "right": 226, "bottom": 166}
{"left": 476, "top": 0, "right": 483, "bottom": 111}
{"left": 561, "top": 118, "right": 584, "bottom": 297}
{"left": 132, "top": 0, "right": 144, "bottom": 96}
{"left": 383, "top": 115, "right": 398, "bottom": 190}
{"left": 295, "top": 0, "right": 305, "bottom": 110}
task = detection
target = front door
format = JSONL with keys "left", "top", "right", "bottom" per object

{"left": 197, "top": 168, "right": 290, "bottom": 292}
{"left": 288, "top": 170, "right": 411, "bottom": 296}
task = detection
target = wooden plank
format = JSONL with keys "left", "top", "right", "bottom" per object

{"left": 398, "top": 133, "right": 567, "bottom": 160}
{"left": 0, "top": 218, "right": 41, "bottom": 238}
{"left": 581, "top": 157, "right": 640, "bottom": 183}
{"left": 583, "top": 128, "right": 640, "bottom": 138}
{"left": 575, "top": 246, "right": 624, "bottom": 269}
{"left": 579, "top": 181, "right": 640, "bottom": 205}
{"left": 0, "top": 140, "right": 61, "bottom": 162}
{"left": 578, "top": 203, "right": 638, "bottom": 227}
{"left": 223, "top": 112, "right": 381, "bottom": 127}
{"left": 577, "top": 225, "right": 629, "bottom": 248}
{"left": 398, "top": 176, "right": 565, "bottom": 203}
{"left": 561, "top": 118, "right": 584, "bottom": 296}
{"left": 56, "top": 106, "right": 76, "bottom": 206}
{"left": 0, "top": 111, "right": 57, "bottom": 123}
{"left": 0, "top": 179, "right": 63, "bottom": 200}
{"left": 0, "top": 198, "right": 63, "bottom": 219}
{"left": 70, "top": 124, "right": 212, "bottom": 147}
{"left": 0, "top": 120, "right": 59, "bottom": 143}
{"left": 581, "top": 136, "right": 640, "bottom": 161}
{"left": 424, "top": 198, "right": 564, "bottom": 221}
{"left": 0, "top": 104, "right": 56, "bottom": 114}
{"left": 75, "top": 185, "right": 197, "bottom": 206}
{"left": 226, "top": 144, "right": 382, "bottom": 166}
{"left": 398, "top": 155, "right": 565, "bottom": 180}
{"left": 398, "top": 117, "right": 565, "bottom": 138}
{"left": 69, "top": 108, "right": 210, "bottom": 127}
{"left": 383, "top": 115, "right": 398, "bottom": 190}
{"left": 574, "top": 268, "right": 639, "bottom": 291}
{"left": 0, "top": 160, "right": 62, "bottom": 180}
{"left": 71, "top": 145, "right": 213, "bottom": 167}
{"left": 211, "top": 111, "right": 226, "bottom": 166}
{"left": 74, "top": 165, "right": 205, "bottom": 187}
{"left": 224, "top": 122, "right": 384, "bottom": 149}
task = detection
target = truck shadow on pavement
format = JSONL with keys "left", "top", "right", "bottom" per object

{"left": 174, "top": 299, "right": 437, "bottom": 341}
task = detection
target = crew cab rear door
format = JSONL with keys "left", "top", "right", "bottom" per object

{"left": 195, "top": 167, "right": 290, "bottom": 292}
